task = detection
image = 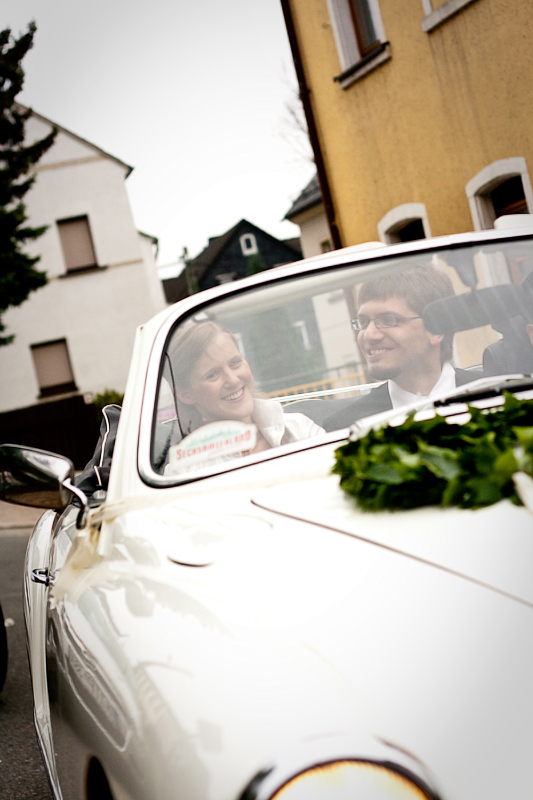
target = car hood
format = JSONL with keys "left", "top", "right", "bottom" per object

{"left": 102, "top": 454, "right": 533, "bottom": 800}
{"left": 250, "top": 462, "right": 533, "bottom": 607}
{"left": 72, "top": 437, "right": 533, "bottom": 799}
{"left": 110, "top": 438, "right": 533, "bottom": 607}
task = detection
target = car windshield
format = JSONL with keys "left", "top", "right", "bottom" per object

{"left": 150, "top": 237, "right": 533, "bottom": 478}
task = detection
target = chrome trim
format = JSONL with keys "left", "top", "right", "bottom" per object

{"left": 95, "top": 404, "right": 113, "bottom": 486}
{"left": 280, "top": 382, "right": 381, "bottom": 403}
{"left": 33, "top": 709, "right": 63, "bottom": 800}
{"left": 23, "top": 509, "right": 64, "bottom": 800}
{"left": 237, "top": 735, "right": 442, "bottom": 800}
{"left": 62, "top": 478, "right": 88, "bottom": 529}
{"left": 31, "top": 568, "right": 50, "bottom": 586}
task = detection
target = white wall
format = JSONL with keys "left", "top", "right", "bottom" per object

{"left": 312, "top": 290, "right": 361, "bottom": 375}
{"left": 289, "top": 204, "right": 359, "bottom": 374}
{"left": 294, "top": 204, "right": 332, "bottom": 259}
{"left": 0, "top": 114, "right": 165, "bottom": 412}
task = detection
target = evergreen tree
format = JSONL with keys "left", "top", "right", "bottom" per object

{"left": 0, "top": 22, "right": 56, "bottom": 345}
{"left": 181, "top": 246, "right": 199, "bottom": 296}
{"left": 246, "top": 253, "right": 267, "bottom": 276}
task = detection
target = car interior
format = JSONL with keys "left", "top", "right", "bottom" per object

{"left": 76, "top": 239, "right": 533, "bottom": 493}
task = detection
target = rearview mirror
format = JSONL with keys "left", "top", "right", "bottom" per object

{"left": 0, "top": 444, "right": 76, "bottom": 510}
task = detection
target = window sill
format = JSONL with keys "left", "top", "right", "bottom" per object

{"left": 334, "top": 43, "right": 391, "bottom": 89}
{"left": 59, "top": 264, "right": 107, "bottom": 278}
{"left": 38, "top": 383, "right": 78, "bottom": 399}
{"left": 421, "top": 0, "right": 480, "bottom": 33}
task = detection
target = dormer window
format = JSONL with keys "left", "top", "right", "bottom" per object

{"left": 240, "top": 234, "right": 258, "bottom": 256}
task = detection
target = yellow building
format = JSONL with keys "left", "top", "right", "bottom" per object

{"left": 281, "top": 0, "right": 533, "bottom": 248}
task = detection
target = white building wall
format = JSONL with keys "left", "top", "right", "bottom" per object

{"left": 293, "top": 205, "right": 332, "bottom": 259}
{"left": 290, "top": 203, "right": 359, "bottom": 374}
{"left": 312, "top": 290, "right": 361, "bottom": 376}
{"left": 0, "top": 113, "right": 165, "bottom": 413}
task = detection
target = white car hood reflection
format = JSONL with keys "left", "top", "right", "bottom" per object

{"left": 108, "top": 474, "right": 533, "bottom": 800}
{"left": 250, "top": 471, "right": 533, "bottom": 607}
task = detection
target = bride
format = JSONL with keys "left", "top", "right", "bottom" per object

{"left": 164, "top": 320, "right": 323, "bottom": 472}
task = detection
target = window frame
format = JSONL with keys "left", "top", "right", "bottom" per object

{"left": 31, "top": 338, "right": 78, "bottom": 398}
{"left": 421, "top": 0, "right": 481, "bottom": 34}
{"left": 57, "top": 215, "right": 99, "bottom": 274}
{"left": 292, "top": 319, "right": 312, "bottom": 351}
{"left": 466, "top": 158, "right": 533, "bottom": 231}
{"left": 240, "top": 234, "right": 258, "bottom": 257}
{"left": 378, "top": 203, "right": 432, "bottom": 244}
{"left": 327, "top": 0, "right": 390, "bottom": 89}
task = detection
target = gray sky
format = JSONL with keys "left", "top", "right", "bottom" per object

{"left": 3, "top": 0, "right": 315, "bottom": 267}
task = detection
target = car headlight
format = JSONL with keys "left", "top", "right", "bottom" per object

{"left": 239, "top": 737, "right": 440, "bottom": 800}
{"left": 267, "top": 760, "right": 433, "bottom": 799}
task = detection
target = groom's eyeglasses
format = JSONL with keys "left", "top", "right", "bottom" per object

{"left": 351, "top": 314, "right": 422, "bottom": 331}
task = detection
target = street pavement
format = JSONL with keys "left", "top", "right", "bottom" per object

{"left": 0, "top": 502, "right": 53, "bottom": 799}
{"left": 0, "top": 501, "right": 44, "bottom": 530}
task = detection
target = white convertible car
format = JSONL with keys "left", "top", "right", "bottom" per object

{"left": 1, "top": 223, "right": 533, "bottom": 800}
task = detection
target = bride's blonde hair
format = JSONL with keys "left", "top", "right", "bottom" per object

{"left": 168, "top": 320, "right": 239, "bottom": 391}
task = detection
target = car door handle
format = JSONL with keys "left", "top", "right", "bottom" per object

{"left": 31, "top": 568, "right": 50, "bottom": 586}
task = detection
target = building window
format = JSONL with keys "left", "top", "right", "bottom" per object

{"left": 240, "top": 234, "right": 258, "bottom": 256}
{"left": 349, "top": 0, "right": 379, "bottom": 56}
{"left": 233, "top": 331, "right": 246, "bottom": 359}
{"left": 320, "top": 239, "right": 332, "bottom": 253}
{"left": 292, "top": 320, "right": 312, "bottom": 350}
{"left": 466, "top": 158, "right": 533, "bottom": 230}
{"left": 31, "top": 339, "right": 77, "bottom": 398}
{"left": 421, "top": 0, "right": 481, "bottom": 34}
{"left": 390, "top": 219, "right": 426, "bottom": 243}
{"left": 378, "top": 203, "right": 431, "bottom": 244}
{"left": 327, "top": 0, "right": 389, "bottom": 88}
{"left": 489, "top": 177, "right": 528, "bottom": 218}
{"left": 57, "top": 216, "right": 98, "bottom": 272}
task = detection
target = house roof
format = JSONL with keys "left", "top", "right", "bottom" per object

{"left": 189, "top": 220, "right": 243, "bottom": 271}
{"left": 188, "top": 218, "right": 301, "bottom": 276}
{"left": 282, "top": 237, "right": 303, "bottom": 254}
{"left": 162, "top": 270, "right": 189, "bottom": 305}
{"left": 17, "top": 103, "right": 134, "bottom": 177}
{"left": 284, "top": 174, "right": 322, "bottom": 219}
{"left": 139, "top": 231, "right": 159, "bottom": 245}
{"left": 162, "top": 219, "right": 302, "bottom": 305}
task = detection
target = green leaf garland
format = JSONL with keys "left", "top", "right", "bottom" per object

{"left": 332, "top": 393, "right": 533, "bottom": 512}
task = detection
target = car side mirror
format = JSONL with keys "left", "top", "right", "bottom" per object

{"left": 0, "top": 444, "right": 88, "bottom": 528}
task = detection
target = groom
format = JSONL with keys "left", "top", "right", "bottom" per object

{"left": 323, "top": 264, "right": 475, "bottom": 431}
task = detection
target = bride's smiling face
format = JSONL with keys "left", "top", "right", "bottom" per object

{"left": 178, "top": 332, "right": 255, "bottom": 423}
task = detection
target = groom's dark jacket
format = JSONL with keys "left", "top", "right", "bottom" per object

{"left": 322, "top": 369, "right": 475, "bottom": 432}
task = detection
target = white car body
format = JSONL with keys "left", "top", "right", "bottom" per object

{"left": 8, "top": 225, "right": 533, "bottom": 799}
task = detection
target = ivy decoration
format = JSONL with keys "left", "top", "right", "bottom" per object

{"left": 332, "top": 393, "right": 533, "bottom": 512}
